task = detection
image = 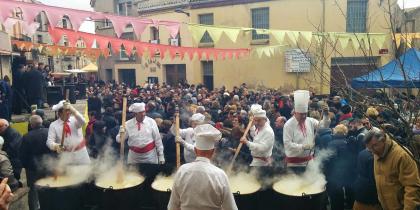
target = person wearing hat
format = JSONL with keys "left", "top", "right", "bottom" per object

{"left": 46, "top": 100, "right": 90, "bottom": 164}
{"left": 168, "top": 124, "right": 237, "bottom": 210}
{"left": 170, "top": 113, "right": 206, "bottom": 163}
{"left": 283, "top": 90, "right": 330, "bottom": 173}
{"left": 240, "top": 104, "right": 275, "bottom": 168}
{"left": 117, "top": 102, "right": 165, "bottom": 171}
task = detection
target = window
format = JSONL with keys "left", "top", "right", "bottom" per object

{"left": 62, "top": 18, "right": 68, "bottom": 29}
{"left": 63, "top": 35, "right": 69, "bottom": 46}
{"left": 120, "top": 46, "right": 129, "bottom": 60}
{"left": 126, "top": 2, "right": 132, "bottom": 16}
{"left": 251, "top": 8, "right": 269, "bottom": 40}
{"left": 150, "top": 26, "right": 159, "bottom": 42}
{"left": 346, "top": 0, "right": 368, "bottom": 33}
{"left": 202, "top": 61, "right": 214, "bottom": 90}
{"left": 37, "top": 35, "right": 43, "bottom": 44}
{"left": 118, "top": 3, "right": 127, "bottom": 16}
{"left": 199, "top": 13, "right": 214, "bottom": 43}
{"left": 103, "top": 19, "right": 112, "bottom": 28}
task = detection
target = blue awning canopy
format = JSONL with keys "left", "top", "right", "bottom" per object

{"left": 351, "top": 48, "right": 420, "bottom": 88}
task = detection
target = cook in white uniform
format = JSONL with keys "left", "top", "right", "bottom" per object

{"left": 171, "top": 113, "right": 205, "bottom": 163}
{"left": 47, "top": 100, "right": 90, "bottom": 165}
{"left": 117, "top": 102, "right": 165, "bottom": 165}
{"left": 168, "top": 124, "right": 238, "bottom": 210}
{"left": 283, "top": 90, "right": 330, "bottom": 174}
{"left": 240, "top": 104, "right": 275, "bottom": 167}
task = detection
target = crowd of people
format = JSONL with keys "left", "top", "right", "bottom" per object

{"left": 0, "top": 78, "right": 418, "bottom": 210}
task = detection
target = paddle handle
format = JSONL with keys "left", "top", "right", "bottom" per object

{"left": 119, "top": 97, "right": 127, "bottom": 160}
{"left": 175, "top": 106, "right": 181, "bottom": 169}
{"left": 60, "top": 89, "right": 70, "bottom": 147}
{"left": 227, "top": 116, "right": 254, "bottom": 172}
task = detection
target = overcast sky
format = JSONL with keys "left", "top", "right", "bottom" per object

{"left": 39, "top": 0, "right": 420, "bottom": 34}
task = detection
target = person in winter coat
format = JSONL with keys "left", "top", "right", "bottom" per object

{"left": 364, "top": 130, "right": 420, "bottom": 210}
{"left": 0, "top": 137, "right": 19, "bottom": 191}
{"left": 0, "top": 119, "right": 22, "bottom": 181}
{"left": 325, "top": 124, "right": 355, "bottom": 210}
{"left": 352, "top": 148, "right": 381, "bottom": 210}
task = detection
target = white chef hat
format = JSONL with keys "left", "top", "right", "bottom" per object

{"left": 129, "top": 103, "right": 146, "bottom": 113}
{"left": 190, "top": 113, "right": 205, "bottom": 123}
{"left": 253, "top": 109, "right": 267, "bottom": 118}
{"left": 52, "top": 100, "right": 66, "bottom": 112}
{"left": 250, "top": 104, "right": 262, "bottom": 114}
{"left": 294, "top": 90, "right": 310, "bottom": 113}
{"left": 194, "top": 124, "right": 222, "bottom": 150}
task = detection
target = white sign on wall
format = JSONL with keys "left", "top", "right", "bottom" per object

{"left": 285, "top": 49, "right": 311, "bottom": 73}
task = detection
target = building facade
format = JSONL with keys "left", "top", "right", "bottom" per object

{"left": 92, "top": 0, "right": 402, "bottom": 94}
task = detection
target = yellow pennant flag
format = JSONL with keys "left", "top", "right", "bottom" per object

{"left": 189, "top": 25, "right": 208, "bottom": 44}
{"left": 207, "top": 27, "right": 224, "bottom": 43}
{"left": 300, "top": 32, "right": 313, "bottom": 43}
{"left": 271, "top": 30, "right": 286, "bottom": 44}
{"left": 286, "top": 31, "right": 300, "bottom": 46}
{"left": 223, "top": 28, "right": 241, "bottom": 43}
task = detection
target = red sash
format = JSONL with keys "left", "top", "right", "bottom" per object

{"left": 129, "top": 141, "right": 156, "bottom": 154}
{"left": 285, "top": 155, "right": 314, "bottom": 164}
{"left": 65, "top": 139, "right": 86, "bottom": 152}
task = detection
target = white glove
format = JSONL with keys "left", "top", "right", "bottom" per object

{"left": 119, "top": 126, "right": 126, "bottom": 134}
{"left": 158, "top": 155, "right": 165, "bottom": 165}
{"left": 175, "top": 136, "right": 185, "bottom": 145}
{"left": 302, "top": 143, "right": 314, "bottom": 150}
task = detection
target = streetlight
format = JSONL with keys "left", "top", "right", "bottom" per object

{"left": 175, "top": 8, "right": 190, "bottom": 16}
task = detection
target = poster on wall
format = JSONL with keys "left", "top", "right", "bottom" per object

{"left": 285, "top": 49, "right": 311, "bottom": 73}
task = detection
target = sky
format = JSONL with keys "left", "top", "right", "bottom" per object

{"left": 38, "top": 0, "right": 420, "bottom": 34}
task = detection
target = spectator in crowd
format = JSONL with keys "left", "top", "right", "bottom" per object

{"left": 0, "top": 119, "right": 22, "bottom": 181}
{"left": 19, "top": 115, "right": 51, "bottom": 210}
{"left": 325, "top": 124, "right": 354, "bottom": 210}
{"left": 352, "top": 143, "right": 381, "bottom": 210}
{"left": 23, "top": 65, "right": 44, "bottom": 108}
{"left": 0, "top": 137, "right": 18, "bottom": 191}
{"left": 12, "top": 64, "right": 26, "bottom": 115}
{"left": 364, "top": 130, "right": 420, "bottom": 210}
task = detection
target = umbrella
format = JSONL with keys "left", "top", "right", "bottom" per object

{"left": 65, "top": 69, "right": 86, "bottom": 73}
{"left": 81, "top": 63, "right": 98, "bottom": 72}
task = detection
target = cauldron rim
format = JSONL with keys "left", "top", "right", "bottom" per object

{"left": 272, "top": 187, "right": 325, "bottom": 197}
{"left": 231, "top": 186, "right": 261, "bottom": 195}
{"left": 35, "top": 180, "right": 86, "bottom": 190}
{"left": 94, "top": 181, "right": 143, "bottom": 192}
{"left": 151, "top": 187, "right": 172, "bottom": 193}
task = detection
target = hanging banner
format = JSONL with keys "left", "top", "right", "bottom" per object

{"left": 49, "top": 27, "right": 250, "bottom": 61}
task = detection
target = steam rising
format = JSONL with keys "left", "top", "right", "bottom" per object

{"left": 273, "top": 149, "right": 334, "bottom": 196}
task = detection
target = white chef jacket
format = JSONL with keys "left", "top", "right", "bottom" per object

{"left": 171, "top": 126, "right": 196, "bottom": 163}
{"left": 247, "top": 123, "right": 275, "bottom": 166}
{"left": 47, "top": 112, "right": 90, "bottom": 165}
{"left": 117, "top": 116, "right": 164, "bottom": 164}
{"left": 168, "top": 157, "right": 238, "bottom": 210}
{"left": 283, "top": 116, "right": 328, "bottom": 167}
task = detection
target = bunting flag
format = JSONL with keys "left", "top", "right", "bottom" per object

{"left": 252, "top": 45, "right": 287, "bottom": 58}
{"left": 188, "top": 24, "right": 241, "bottom": 44}
{"left": 49, "top": 27, "right": 250, "bottom": 61}
{"left": 11, "top": 40, "right": 102, "bottom": 58}
{"left": 187, "top": 23, "right": 388, "bottom": 51}
{"left": 0, "top": 0, "right": 180, "bottom": 36}
{"left": 394, "top": 33, "right": 420, "bottom": 48}
{"left": 271, "top": 30, "right": 286, "bottom": 44}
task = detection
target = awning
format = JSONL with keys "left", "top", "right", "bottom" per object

{"left": 65, "top": 69, "right": 86, "bottom": 73}
{"left": 81, "top": 63, "right": 98, "bottom": 72}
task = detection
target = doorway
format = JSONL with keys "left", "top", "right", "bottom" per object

{"left": 165, "top": 64, "right": 186, "bottom": 86}
{"left": 118, "top": 69, "right": 136, "bottom": 87}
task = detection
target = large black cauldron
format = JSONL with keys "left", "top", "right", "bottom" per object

{"left": 94, "top": 181, "right": 144, "bottom": 210}
{"left": 271, "top": 189, "right": 327, "bottom": 210}
{"left": 36, "top": 182, "right": 88, "bottom": 210}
